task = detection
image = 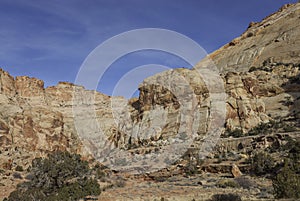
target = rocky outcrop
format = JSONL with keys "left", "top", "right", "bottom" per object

{"left": 231, "top": 164, "right": 243, "bottom": 178}
{"left": 1, "top": 3, "right": 300, "bottom": 173}
{"left": 123, "top": 2, "right": 300, "bottom": 135}
{"left": 224, "top": 63, "right": 300, "bottom": 130}
{"left": 197, "top": 3, "right": 300, "bottom": 73}
{"left": 114, "top": 68, "right": 211, "bottom": 149}
{"left": 0, "top": 73, "right": 123, "bottom": 170}
{"left": 214, "top": 132, "right": 300, "bottom": 156}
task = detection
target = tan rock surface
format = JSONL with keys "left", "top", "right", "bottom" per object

{"left": 196, "top": 3, "right": 300, "bottom": 73}
{"left": 0, "top": 3, "right": 300, "bottom": 169}
{"left": 231, "top": 164, "right": 243, "bottom": 178}
{"left": 1, "top": 2, "right": 300, "bottom": 199}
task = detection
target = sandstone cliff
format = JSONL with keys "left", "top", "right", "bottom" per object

{"left": 0, "top": 3, "right": 300, "bottom": 173}
{"left": 200, "top": 3, "right": 300, "bottom": 72}
{"left": 0, "top": 71, "right": 124, "bottom": 170}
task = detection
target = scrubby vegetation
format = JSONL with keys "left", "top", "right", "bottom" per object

{"left": 248, "top": 62, "right": 300, "bottom": 73}
{"left": 224, "top": 119, "right": 297, "bottom": 138}
{"left": 15, "top": 165, "right": 24, "bottom": 172}
{"left": 248, "top": 120, "right": 294, "bottom": 136}
{"left": 223, "top": 124, "right": 300, "bottom": 199}
{"left": 216, "top": 179, "right": 239, "bottom": 188}
{"left": 243, "top": 136, "right": 300, "bottom": 199}
{"left": 272, "top": 138, "right": 300, "bottom": 199}
{"left": 223, "top": 128, "right": 243, "bottom": 138}
{"left": 4, "top": 151, "right": 100, "bottom": 201}
{"left": 208, "top": 193, "right": 242, "bottom": 201}
{"left": 234, "top": 176, "right": 254, "bottom": 189}
{"left": 181, "top": 148, "right": 204, "bottom": 176}
{"left": 273, "top": 160, "right": 300, "bottom": 199}
{"left": 250, "top": 151, "right": 275, "bottom": 176}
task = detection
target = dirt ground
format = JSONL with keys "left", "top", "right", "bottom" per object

{"left": 98, "top": 173, "right": 274, "bottom": 201}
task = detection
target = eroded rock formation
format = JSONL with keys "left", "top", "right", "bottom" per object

{"left": 0, "top": 3, "right": 300, "bottom": 172}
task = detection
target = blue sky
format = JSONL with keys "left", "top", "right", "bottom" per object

{"left": 0, "top": 0, "right": 298, "bottom": 97}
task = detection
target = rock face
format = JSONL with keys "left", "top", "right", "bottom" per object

{"left": 0, "top": 71, "right": 124, "bottom": 169}
{"left": 201, "top": 3, "right": 300, "bottom": 73}
{"left": 113, "top": 68, "right": 211, "bottom": 149}
{"left": 0, "top": 3, "right": 300, "bottom": 172}
{"left": 224, "top": 63, "right": 300, "bottom": 131}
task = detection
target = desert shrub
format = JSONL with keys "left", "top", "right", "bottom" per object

{"left": 12, "top": 172, "right": 22, "bottom": 179}
{"left": 152, "top": 176, "right": 167, "bottom": 182}
{"left": 216, "top": 179, "right": 239, "bottom": 188}
{"left": 247, "top": 120, "right": 297, "bottom": 136}
{"left": 281, "top": 96, "right": 294, "bottom": 107}
{"left": 4, "top": 188, "right": 46, "bottom": 201}
{"left": 208, "top": 193, "right": 242, "bottom": 201}
{"left": 92, "top": 164, "right": 108, "bottom": 182}
{"left": 15, "top": 165, "right": 23, "bottom": 172}
{"left": 234, "top": 176, "right": 254, "bottom": 189}
{"left": 288, "top": 140, "right": 300, "bottom": 171}
{"left": 46, "top": 178, "right": 100, "bottom": 201}
{"left": 277, "top": 138, "right": 300, "bottom": 172}
{"left": 272, "top": 160, "right": 300, "bottom": 199}
{"left": 184, "top": 161, "right": 200, "bottom": 176}
{"left": 290, "top": 76, "right": 300, "bottom": 84}
{"left": 4, "top": 151, "right": 100, "bottom": 201}
{"left": 114, "top": 176, "right": 126, "bottom": 187}
{"left": 279, "top": 137, "right": 296, "bottom": 152}
{"left": 181, "top": 148, "right": 203, "bottom": 176}
{"left": 224, "top": 128, "right": 243, "bottom": 138}
{"left": 250, "top": 151, "right": 274, "bottom": 176}
{"left": 247, "top": 122, "right": 273, "bottom": 136}
{"left": 283, "top": 124, "right": 296, "bottom": 132}
{"left": 269, "top": 138, "right": 300, "bottom": 199}
{"left": 95, "top": 169, "right": 106, "bottom": 180}
{"left": 248, "top": 66, "right": 257, "bottom": 72}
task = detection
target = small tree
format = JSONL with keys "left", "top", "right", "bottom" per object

{"left": 288, "top": 140, "right": 300, "bottom": 172}
{"left": 5, "top": 151, "right": 100, "bottom": 201}
{"left": 272, "top": 139, "right": 300, "bottom": 199}
{"left": 250, "top": 151, "right": 274, "bottom": 176}
{"left": 273, "top": 160, "right": 300, "bottom": 199}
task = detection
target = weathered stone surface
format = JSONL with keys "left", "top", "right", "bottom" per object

{"left": 195, "top": 3, "right": 300, "bottom": 73}
{"left": 231, "top": 164, "right": 243, "bottom": 178}
{"left": 0, "top": 2, "right": 300, "bottom": 173}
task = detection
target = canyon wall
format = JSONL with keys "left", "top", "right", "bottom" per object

{"left": 0, "top": 3, "right": 300, "bottom": 171}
